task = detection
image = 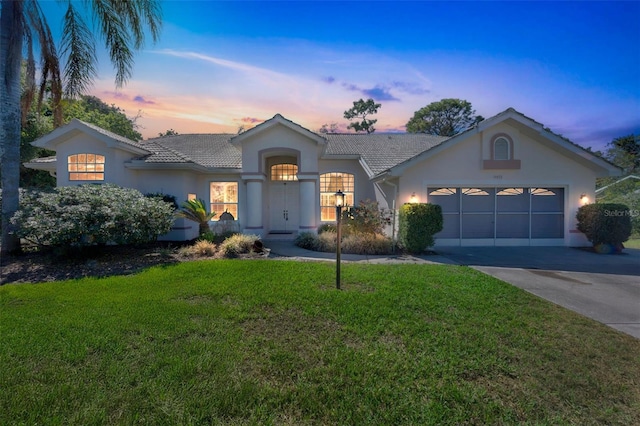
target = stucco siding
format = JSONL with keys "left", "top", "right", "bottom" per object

{"left": 240, "top": 125, "right": 322, "bottom": 174}
{"left": 397, "top": 125, "right": 597, "bottom": 246}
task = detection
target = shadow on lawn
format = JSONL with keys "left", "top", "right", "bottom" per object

{"left": 0, "top": 243, "right": 182, "bottom": 285}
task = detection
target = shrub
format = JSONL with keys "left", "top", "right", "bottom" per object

{"left": 317, "top": 232, "right": 338, "bottom": 252}
{"left": 398, "top": 203, "right": 443, "bottom": 254}
{"left": 295, "top": 232, "right": 320, "bottom": 250}
{"left": 197, "top": 229, "right": 216, "bottom": 243}
{"left": 342, "top": 233, "right": 394, "bottom": 255}
{"left": 10, "top": 184, "right": 175, "bottom": 250}
{"left": 145, "top": 192, "right": 179, "bottom": 210}
{"left": 295, "top": 230, "right": 394, "bottom": 255}
{"left": 218, "top": 234, "right": 261, "bottom": 258}
{"left": 317, "top": 223, "right": 336, "bottom": 235}
{"left": 342, "top": 199, "right": 387, "bottom": 236}
{"left": 175, "top": 199, "right": 216, "bottom": 236}
{"left": 576, "top": 203, "right": 632, "bottom": 252}
{"left": 179, "top": 240, "right": 217, "bottom": 258}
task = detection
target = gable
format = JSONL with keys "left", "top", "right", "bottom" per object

{"left": 376, "top": 108, "right": 621, "bottom": 180}
{"left": 31, "top": 119, "right": 149, "bottom": 155}
{"left": 231, "top": 114, "right": 326, "bottom": 148}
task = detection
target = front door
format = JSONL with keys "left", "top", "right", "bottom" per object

{"left": 269, "top": 182, "right": 300, "bottom": 232}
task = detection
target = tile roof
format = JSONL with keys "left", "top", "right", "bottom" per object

{"left": 324, "top": 133, "right": 448, "bottom": 175}
{"left": 138, "top": 134, "right": 241, "bottom": 168}
{"left": 136, "top": 132, "right": 448, "bottom": 174}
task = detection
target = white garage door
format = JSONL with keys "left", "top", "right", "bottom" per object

{"left": 427, "top": 187, "right": 564, "bottom": 246}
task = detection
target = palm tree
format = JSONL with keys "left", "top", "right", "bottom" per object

{"left": 176, "top": 199, "right": 217, "bottom": 236}
{"left": 1, "top": 0, "right": 162, "bottom": 253}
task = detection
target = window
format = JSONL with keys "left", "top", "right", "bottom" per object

{"left": 493, "top": 137, "right": 510, "bottom": 160}
{"left": 484, "top": 134, "right": 519, "bottom": 170}
{"left": 68, "top": 153, "right": 105, "bottom": 181}
{"left": 462, "top": 188, "right": 489, "bottom": 196}
{"left": 320, "top": 172, "right": 354, "bottom": 221}
{"left": 210, "top": 182, "right": 238, "bottom": 221}
{"left": 429, "top": 187, "right": 457, "bottom": 196}
{"left": 271, "top": 163, "right": 298, "bottom": 181}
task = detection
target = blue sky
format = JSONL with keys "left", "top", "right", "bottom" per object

{"left": 41, "top": 1, "right": 640, "bottom": 151}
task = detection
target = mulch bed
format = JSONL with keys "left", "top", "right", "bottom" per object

{"left": 0, "top": 244, "right": 182, "bottom": 285}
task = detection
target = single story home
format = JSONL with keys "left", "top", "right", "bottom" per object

{"left": 26, "top": 108, "right": 621, "bottom": 246}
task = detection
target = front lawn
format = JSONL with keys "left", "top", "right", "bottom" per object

{"left": 625, "top": 238, "right": 640, "bottom": 249}
{"left": 1, "top": 261, "right": 639, "bottom": 424}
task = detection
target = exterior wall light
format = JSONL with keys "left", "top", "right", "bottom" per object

{"left": 580, "top": 193, "right": 589, "bottom": 205}
{"left": 410, "top": 192, "right": 418, "bottom": 203}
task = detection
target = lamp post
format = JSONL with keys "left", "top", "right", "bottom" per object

{"left": 335, "top": 189, "right": 345, "bottom": 290}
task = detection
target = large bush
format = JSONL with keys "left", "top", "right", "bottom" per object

{"left": 576, "top": 203, "right": 632, "bottom": 252}
{"left": 398, "top": 203, "right": 443, "bottom": 254}
{"left": 11, "top": 184, "right": 175, "bottom": 249}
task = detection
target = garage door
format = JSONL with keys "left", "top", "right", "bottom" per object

{"left": 427, "top": 187, "right": 564, "bottom": 246}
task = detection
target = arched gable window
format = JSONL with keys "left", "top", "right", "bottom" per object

{"left": 493, "top": 137, "right": 510, "bottom": 160}
{"left": 320, "top": 172, "right": 354, "bottom": 221}
{"left": 68, "top": 154, "right": 105, "bottom": 181}
{"left": 484, "top": 134, "right": 520, "bottom": 169}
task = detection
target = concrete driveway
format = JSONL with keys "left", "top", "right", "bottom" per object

{"left": 436, "top": 247, "right": 640, "bottom": 339}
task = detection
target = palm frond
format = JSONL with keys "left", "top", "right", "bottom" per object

{"left": 176, "top": 199, "right": 216, "bottom": 235}
{"left": 61, "top": 3, "right": 97, "bottom": 99}
{"left": 24, "top": 0, "right": 63, "bottom": 126}
{"left": 92, "top": 0, "right": 133, "bottom": 88}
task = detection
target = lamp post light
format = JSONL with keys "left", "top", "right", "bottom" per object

{"left": 335, "top": 189, "right": 345, "bottom": 290}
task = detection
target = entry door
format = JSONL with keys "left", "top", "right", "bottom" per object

{"left": 270, "top": 182, "right": 300, "bottom": 232}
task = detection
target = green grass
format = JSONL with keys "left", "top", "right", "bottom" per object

{"left": 1, "top": 260, "right": 639, "bottom": 425}
{"left": 624, "top": 238, "right": 640, "bottom": 249}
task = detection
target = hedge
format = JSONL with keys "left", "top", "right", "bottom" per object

{"left": 398, "top": 203, "right": 443, "bottom": 254}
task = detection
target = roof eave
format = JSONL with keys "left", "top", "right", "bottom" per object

{"left": 125, "top": 161, "right": 241, "bottom": 174}
{"left": 23, "top": 160, "right": 57, "bottom": 172}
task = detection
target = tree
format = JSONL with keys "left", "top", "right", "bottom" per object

{"left": 176, "top": 199, "right": 216, "bottom": 236}
{"left": 343, "top": 98, "right": 381, "bottom": 134}
{"left": 605, "top": 134, "right": 640, "bottom": 175}
{"left": 1, "top": 0, "right": 162, "bottom": 253}
{"left": 158, "top": 129, "right": 179, "bottom": 138}
{"left": 63, "top": 95, "right": 143, "bottom": 141}
{"left": 406, "top": 98, "right": 483, "bottom": 136}
{"left": 318, "top": 122, "right": 339, "bottom": 134}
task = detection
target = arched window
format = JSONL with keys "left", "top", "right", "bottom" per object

{"left": 270, "top": 163, "right": 298, "bottom": 181}
{"left": 320, "top": 172, "right": 354, "bottom": 221}
{"left": 68, "top": 154, "right": 105, "bottom": 181}
{"left": 493, "top": 137, "right": 510, "bottom": 160}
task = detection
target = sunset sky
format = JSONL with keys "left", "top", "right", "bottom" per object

{"left": 40, "top": 0, "right": 640, "bottom": 151}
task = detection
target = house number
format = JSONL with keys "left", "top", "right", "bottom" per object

{"left": 493, "top": 175, "right": 503, "bottom": 180}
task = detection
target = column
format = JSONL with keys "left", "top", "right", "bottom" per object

{"left": 245, "top": 179, "right": 263, "bottom": 233}
{"left": 299, "top": 179, "right": 316, "bottom": 231}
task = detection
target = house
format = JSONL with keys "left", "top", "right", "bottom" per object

{"left": 26, "top": 108, "right": 621, "bottom": 247}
